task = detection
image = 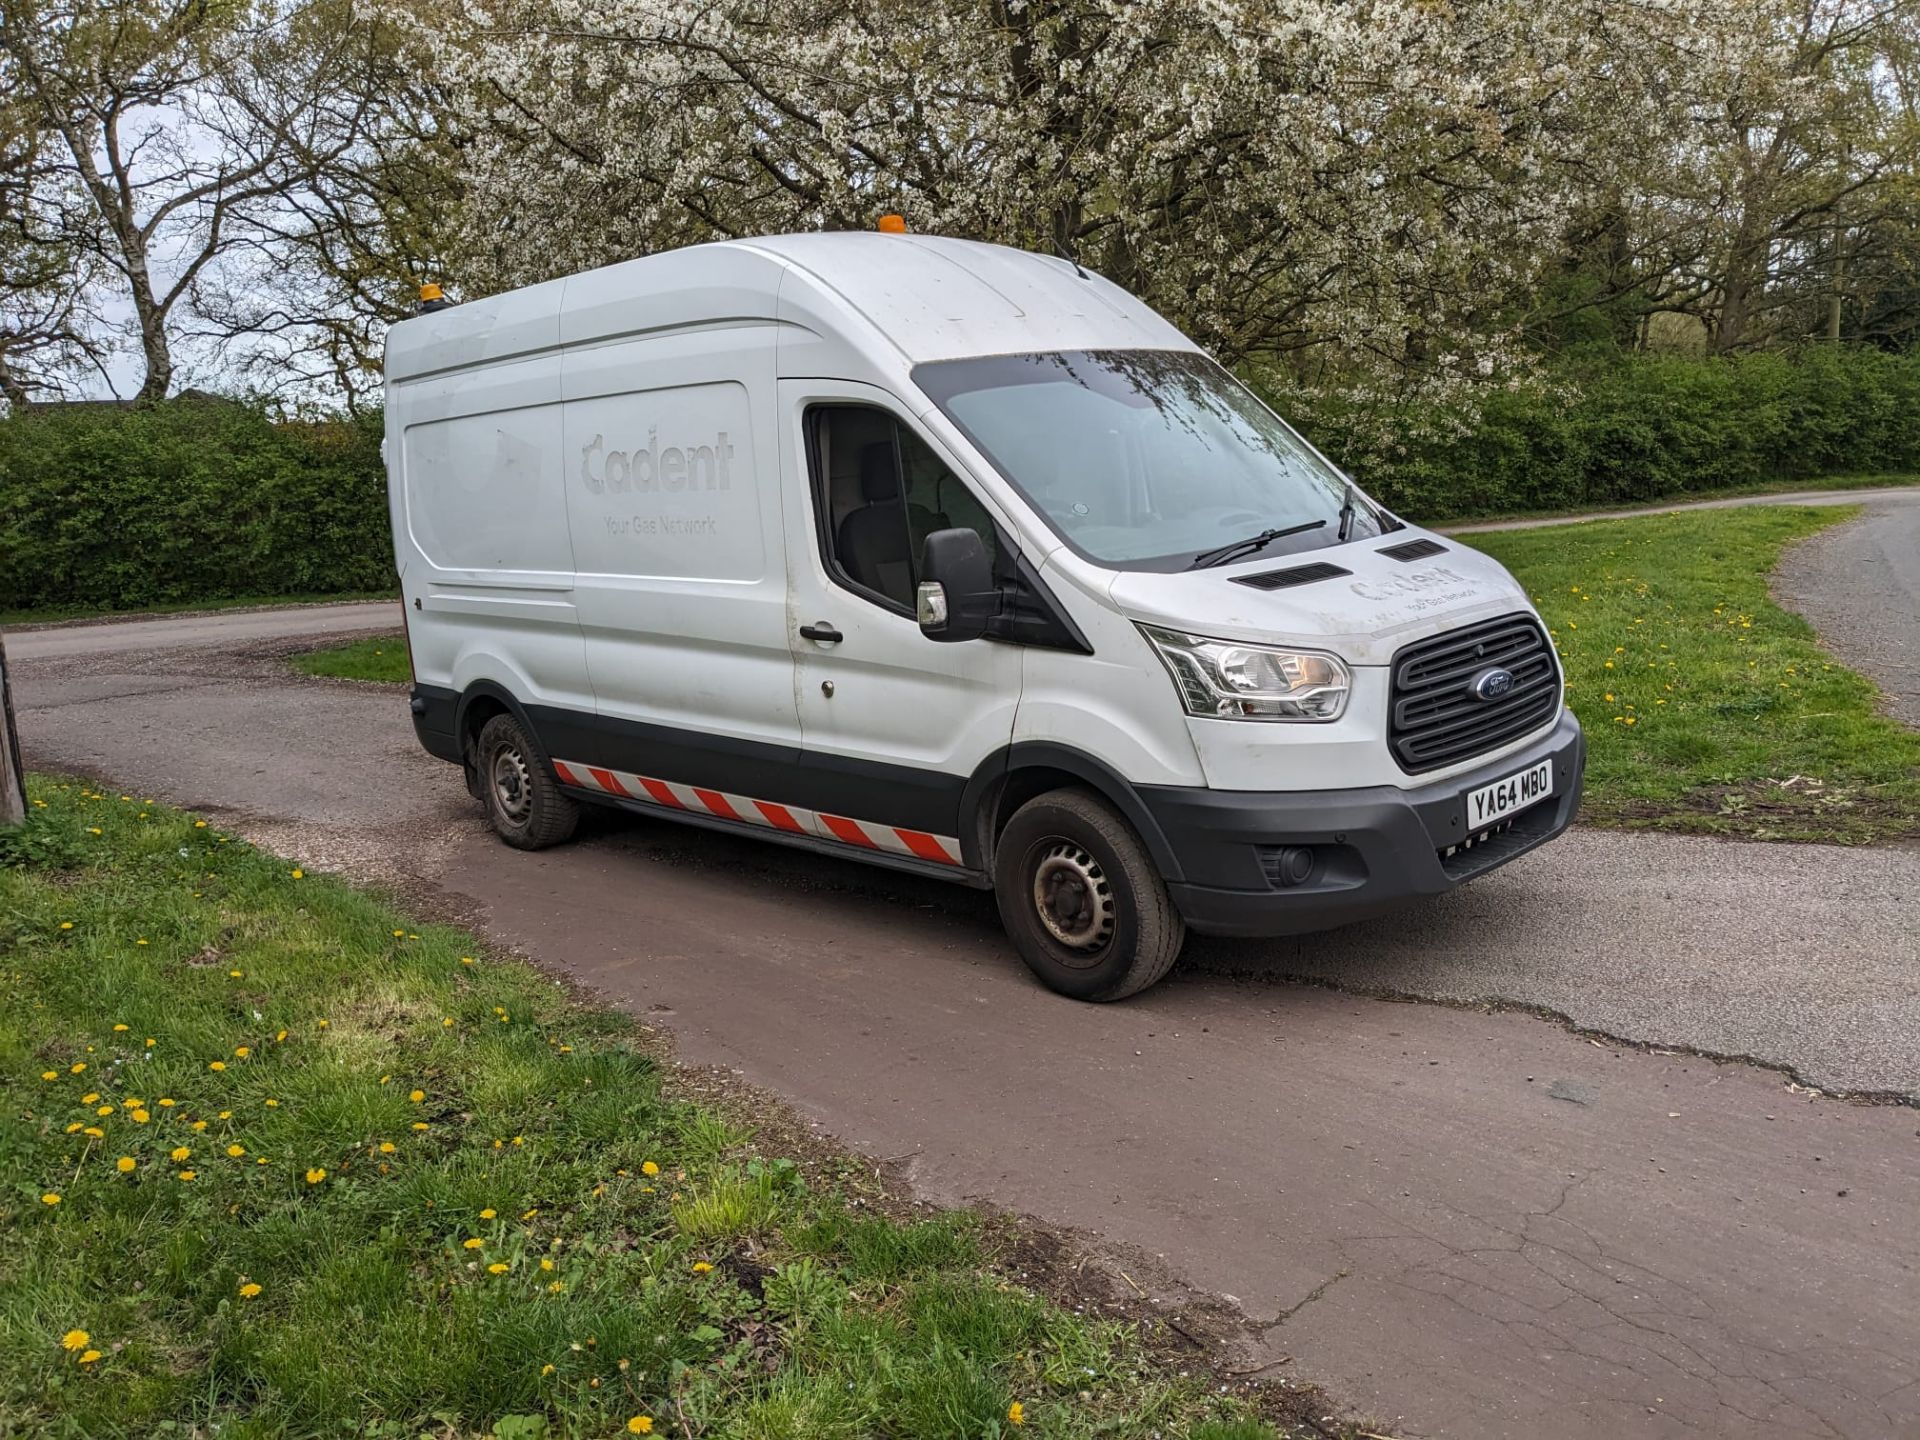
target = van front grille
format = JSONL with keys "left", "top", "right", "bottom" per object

{"left": 1387, "top": 614, "right": 1559, "bottom": 773}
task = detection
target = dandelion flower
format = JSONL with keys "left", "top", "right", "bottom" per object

{"left": 227, "top": 1144, "right": 245, "bottom": 1158}
{"left": 171, "top": 1147, "right": 191, "bottom": 1162}
{"left": 234, "top": 1047, "right": 250, "bottom": 1059}
{"left": 1008, "top": 1401, "right": 1026, "bottom": 1426}
{"left": 480, "top": 1208, "right": 496, "bottom": 1220}
{"left": 69, "top": 1062, "right": 85, "bottom": 1073}
{"left": 487, "top": 1263, "right": 509, "bottom": 1275}
{"left": 112, "top": 1024, "right": 128, "bottom": 1032}
{"left": 463, "top": 1238, "right": 484, "bottom": 1250}
{"left": 691, "top": 1261, "right": 713, "bottom": 1274}
{"left": 379, "top": 1141, "right": 396, "bottom": 1154}
{"left": 116, "top": 1157, "right": 136, "bottom": 1173}
{"left": 131, "top": 1109, "right": 150, "bottom": 1124}
{"left": 305, "top": 1168, "right": 326, "bottom": 1184}
{"left": 540, "top": 1258, "right": 555, "bottom": 1272}
{"left": 290, "top": 869, "right": 304, "bottom": 880}
{"left": 411, "top": 1122, "right": 429, "bottom": 1131}
{"left": 239, "top": 1281, "right": 262, "bottom": 1299}
{"left": 409, "top": 1090, "right": 425, "bottom": 1103}
{"left": 178, "top": 1170, "right": 196, "bottom": 1182}
{"left": 41, "top": 1192, "right": 61, "bottom": 1206}
{"left": 541, "top": 1363, "right": 555, "bottom": 1376}
{"left": 61, "top": 1329, "right": 90, "bottom": 1351}
{"left": 627, "top": 1418, "right": 654, "bottom": 1434}
{"left": 641, "top": 1161, "right": 659, "bottom": 1177}
{"left": 461, "top": 956, "right": 474, "bottom": 966}
{"left": 209, "top": 1061, "right": 226, "bottom": 1072}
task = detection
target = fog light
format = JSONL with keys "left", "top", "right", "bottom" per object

{"left": 1271, "top": 845, "right": 1315, "bottom": 887}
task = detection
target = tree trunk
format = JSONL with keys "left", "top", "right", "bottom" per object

{"left": 125, "top": 240, "right": 173, "bottom": 404}
{"left": 0, "top": 633, "right": 25, "bottom": 828}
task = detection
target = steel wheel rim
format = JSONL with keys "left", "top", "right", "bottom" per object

{"left": 491, "top": 744, "right": 533, "bottom": 825}
{"left": 1030, "top": 839, "right": 1115, "bottom": 963}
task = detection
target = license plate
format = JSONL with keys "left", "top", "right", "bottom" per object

{"left": 1465, "top": 759, "right": 1553, "bottom": 829}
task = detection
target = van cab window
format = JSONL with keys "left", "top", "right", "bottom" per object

{"left": 913, "top": 349, "right": 1388, "bottom": 572}
{"left": 805, "top": 404, "right": 1000, "bottom": 612}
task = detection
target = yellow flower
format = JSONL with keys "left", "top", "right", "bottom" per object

{"left": 442, "top": 1018, "right": 454, "bottom": 1028}
{"left": 178, "top": 1170, "right": 196, "bottom": 1181}
{"left": 116, "top": 1156, "right": 136, "bottom": 1173}
{"left": 131, "top": 1109, "right": 150, "bottom": 1124}
{"left": 460, "top": 956, "right": 474, "bottom": 966}
{"left": 627, "top": 1418, "right": 654, "bottom": 1434}
{"left": 479, "top": 1207, "right": 496, "bottom": 1220}
{"left": 305, "top": 1168, "right": 327, "bottom": 1184}
{"left": 521, "top": 1207, "right": 538, "bottom": 1220}
{"left": 463, "top": 1238, "right": 484, "bottom": 1250}
{"left": 290, "top": 869, "right": 304, "bottom": 880}
{"left": 78, "top": 1349, "right": 102, "bottom": 1364}
{"left": 263, "top": 1098, "right": 278, "bottom": 1108}
{"left": 61, "top": 1329, "right": 90, "bottom": 1351}
{"left": 411, "top": 1122, "right": 429, "bottom": 1131}
{"left": 1008, "top": 1402, "right": 1025, "bottom": 1426}
{"left": 316, "top": 1019, "right": 329, "bottom": 1029}
{"left": 409, "top": 1089, "right": 425, "bottom": 1103}
{"left": 487, "top": 1263, "right": 510, "bottom": 1275}
{"left": 191, "top": 1119, "right": 208, "bottom": 1132}
{"left": 209, "top": 1061, "right": 226, "bottom": 1072}
{"left": 60, "top": 922, "right": 73, "bottom": 931}
{"left": 41, "top": 1070, "right": 57, "bottom": 1081}
{"left": 96, "top": 1105, "right": 113, "bottom": 1116}
{"left": 69, "top": 1061, "right": 85, "bottom": 1073}
{"left": 539, "top": 1257, "right": 555, "bottom": 1272}
{"left": 274, "top": 1029, "right": 287, "bottom": 1042}
{"left": 234, "top": 1046, "right": 250, "bottom": 1058}
{"left": 41, "top": 1192, "right": 60, "bottom": 1206}
{"left": 641, "top": 1160, "right": 660, "bottom": 1176}
{"left": 83, "top": 1093, "right": 99, "bottom": 1103}
{"left": 171, "top": 1147, "right": 191, "bottom": 1162}
{"left": 691, "top": 1261, "right": 713, "bottom": 1274}
{"left": 541, "top": 1363, "right": 555, "bottom": 1376}
{"left": 227, "top": 1144, "right": 246, "bottom": 1158}
{"left": 83, "top": 1126, "right": 103, "bottom": 1138}
{"left": 239, "top": 1281, "right": 262, "bottom": 1299}
{"left": 378, "top": 1142, "right": 396, "bottom": 1154}
{"left": 112, "top": 1023, "right": 128, "bottom": 1032}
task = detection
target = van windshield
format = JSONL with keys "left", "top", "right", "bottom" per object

{"left": 913, "top": 349, "right": 1389, "bottom": 571}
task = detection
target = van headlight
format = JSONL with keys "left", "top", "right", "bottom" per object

{"left": 1141, "top": 626, "right": 1351, "bottom": 721}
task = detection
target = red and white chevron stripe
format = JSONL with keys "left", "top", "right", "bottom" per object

{"left": 550, "top": 759, "right": 963, "bottom": 866}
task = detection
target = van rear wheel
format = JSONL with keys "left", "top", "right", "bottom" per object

{"left": 476, "top": 713, "right": 579, "bottom": 850}
{"left": 993, "top": 789, "right": 1185, "bottom": 1001}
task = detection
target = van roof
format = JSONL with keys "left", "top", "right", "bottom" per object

{"left": 385, "top": 234, "right": 1195, "bottom": 382}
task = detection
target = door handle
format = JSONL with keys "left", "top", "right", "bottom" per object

{"left": 799, "top": 621, "right": 843, "bottom": 644}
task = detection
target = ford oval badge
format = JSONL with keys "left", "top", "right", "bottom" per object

{"left": 1471, "top": 667, "right": 1516, "bottom": 701}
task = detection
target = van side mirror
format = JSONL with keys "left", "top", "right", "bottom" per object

{"left": 917, "top": 528, "right": 996, "bottom": 642}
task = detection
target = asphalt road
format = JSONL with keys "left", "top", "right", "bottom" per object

{"left": 1773, "top": 490, "right": 1920, "bottom": 729}
{"left": 8, "top": 601, "right": 1919, "bottom": 1439}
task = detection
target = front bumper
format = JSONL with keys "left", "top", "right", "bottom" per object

{"left": 1142, "top": 711, "right": 1585, "bottom": 938}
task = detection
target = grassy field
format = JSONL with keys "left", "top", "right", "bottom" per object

{"left": 0, "top": 779, "right": 1316, "bottom": 1440}
{"left": 0, "top": 591, "right": 398, "bottom": 629}
{"left": 1472, "top": 505, "right": 1920, "bottom": 843}
{"left": 292, "top": 633, "right": 411, "bottom": 683}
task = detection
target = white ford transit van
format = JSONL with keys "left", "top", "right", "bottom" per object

{"left": 385, "top": 232, "right": 1583, "bottom": 1000}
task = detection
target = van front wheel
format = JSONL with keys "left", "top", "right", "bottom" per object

{"left": 476, "top": 713, "right": 579, "bottom": 850}
{"left": 993, "top": 789, "right": 1185, "bottom": 1001}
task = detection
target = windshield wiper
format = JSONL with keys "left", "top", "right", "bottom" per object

{"left": 1189, "top": 519, "right": 1326, "bottom": 570}
{"left": 1337, "top": 482, "right": 1357, "bottom": 543}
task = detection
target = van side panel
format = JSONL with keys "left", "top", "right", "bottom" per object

{"left": 559, "top": 320, "right": 799, "bottom": 758}
{"left": 391, "top": 324, "right": 597, "bottom": 724}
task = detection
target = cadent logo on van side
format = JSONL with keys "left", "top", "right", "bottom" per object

{"left": 580, "top": 429, "right": 735, "bottom": 493}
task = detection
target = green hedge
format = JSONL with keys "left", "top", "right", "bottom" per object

{"left": 1276, "top": 346, "right": 1920, "bottom": 521}
{"left": 0, "top": 399, "right": 392, "bottom": 613}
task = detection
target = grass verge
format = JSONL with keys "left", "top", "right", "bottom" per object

{"left": 0, "top": 778, "right": 1318, "bottom": 1439}
{"left": 1472, "top": 505, "right": 1920, "bottom": 843}
{"left": 0, "top": 591, "right": 399, "bottom": 629}
{"left": 292, "top": 633, "right": 411, "bottom": 684}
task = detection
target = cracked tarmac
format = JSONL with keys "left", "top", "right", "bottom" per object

{"left": 8, "top": 602, "right": 1919, "bottom": 1438}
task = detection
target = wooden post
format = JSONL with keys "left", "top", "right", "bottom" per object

{"left": 0, "top": 632, "right": 24, "bottom": 827}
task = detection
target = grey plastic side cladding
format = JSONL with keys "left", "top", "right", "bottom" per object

{"left": 961, "top": 742, "right": 1186, "bottom": 883}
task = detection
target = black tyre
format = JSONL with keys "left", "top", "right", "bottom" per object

{"left": 993, "top": 788, "right": 1186, "bottom": 1001}
{"left": 475, "top": 712, "right": 579, "bottom": 850}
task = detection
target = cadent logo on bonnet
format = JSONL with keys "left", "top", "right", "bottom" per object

{"left": 580, "top": 429, "right": 735, "bottom": 493}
